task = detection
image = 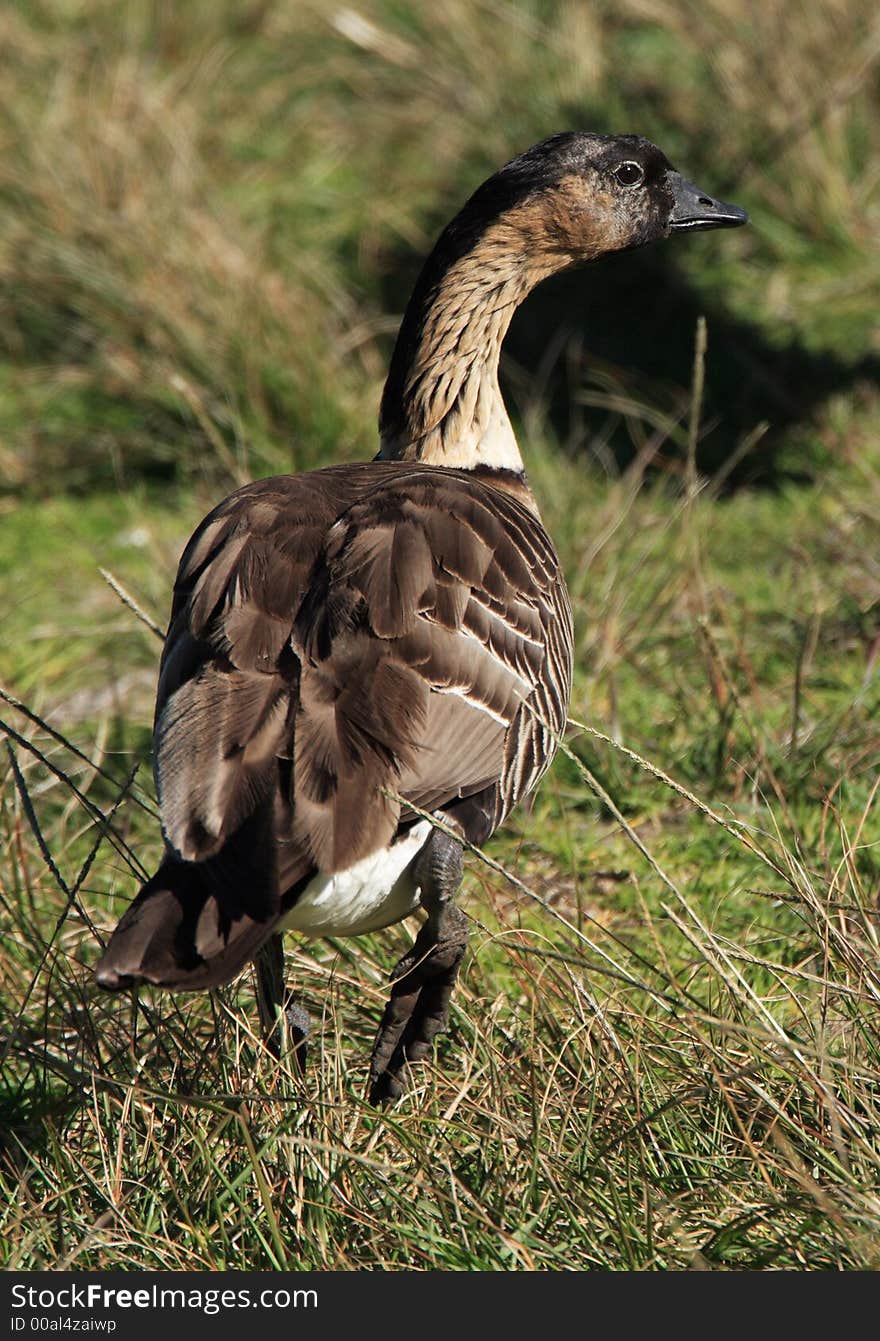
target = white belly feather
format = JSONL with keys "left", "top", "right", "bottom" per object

{"left": 280, "top": 819, "right": 432, "bottom": 937}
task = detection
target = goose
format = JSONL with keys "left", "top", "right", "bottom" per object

{"left": 95, "top": 133, "right": 747, "bottom": 1100}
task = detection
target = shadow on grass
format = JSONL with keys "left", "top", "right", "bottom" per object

{"left": 0, "top": 1050, "right": 87, "bottom": 1165}
{"left": 508, "top": 250, "right": 880, "bottom": 485}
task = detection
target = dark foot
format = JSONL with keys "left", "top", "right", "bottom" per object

{"left": 255, "top": 934, "right": 310, "bottom": 1073}
{"left": 369, "top": 825, "right": 467, "bottom": 1103}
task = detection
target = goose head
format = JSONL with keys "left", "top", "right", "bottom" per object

{"left": 451, "top": 131, "right": 748, "bottom": 265}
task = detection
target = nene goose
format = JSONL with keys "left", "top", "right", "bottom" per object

{"left": 96, "top": 133, "right": 746, "bottom": 1099}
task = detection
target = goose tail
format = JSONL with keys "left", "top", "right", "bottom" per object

{"left": 95, "top": 805, "right": 281, "bottom": 993}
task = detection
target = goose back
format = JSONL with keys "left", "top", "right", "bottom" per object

{"left": 162, "top": 461, "right": 572, "bottom": 871}
{"left": 113, "top": 461, "right": 573, "bottom": 988}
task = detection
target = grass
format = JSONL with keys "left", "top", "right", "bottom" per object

{"left": 2, "top": 0, "right": 880, "bottom": 1272}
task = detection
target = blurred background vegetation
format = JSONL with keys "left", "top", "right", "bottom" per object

{"left": 2, "top": 0, "right": 880, "bottom": 1271}
{"left": 2, "top": 0, "right": 877, "bottom": 496}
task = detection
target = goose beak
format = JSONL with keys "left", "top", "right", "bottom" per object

{"left": 668, "top": 173, "right": 749, "bottom": 232}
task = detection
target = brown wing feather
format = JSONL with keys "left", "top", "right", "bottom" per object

{"left": 294, "top": 469, "right": 572, "bottom": 856}
{"left": 97, "top": 471, "right": 355, "bottom": 989}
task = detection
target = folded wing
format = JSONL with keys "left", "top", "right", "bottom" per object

{"left": 96, "top": 463, "right": 572, "bottom": 990}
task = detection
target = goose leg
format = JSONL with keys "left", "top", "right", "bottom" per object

{"left": 369, "top": 825, "right": 467, "bottom": 1103}
{"left": 255, "top": 933, "right": 310, "bottom": 1072}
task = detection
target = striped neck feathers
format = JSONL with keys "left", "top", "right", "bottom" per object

{"left": 378, "top": 190, "right": 582, "bottom": 471}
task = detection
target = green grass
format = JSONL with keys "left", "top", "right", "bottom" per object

{"left": 2, "top": 0, "right": 880, "bottom": 1272}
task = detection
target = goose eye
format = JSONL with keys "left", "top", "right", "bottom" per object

{"left": 613, "top": 161, "right": 644, "bottom": 187}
